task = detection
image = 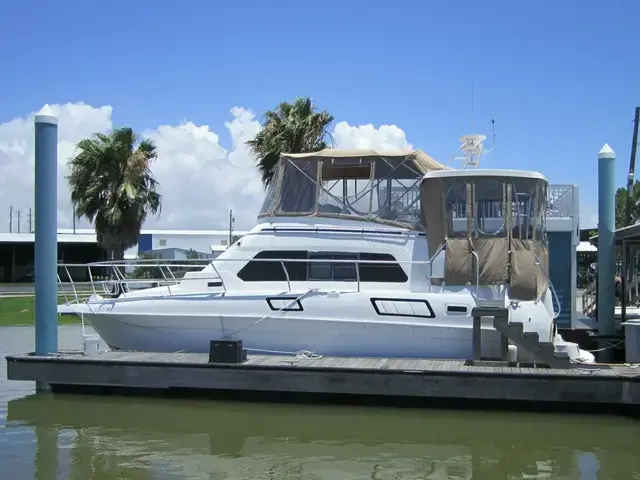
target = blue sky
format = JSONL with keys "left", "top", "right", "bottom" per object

{"left": 1, "top": 0, "right": 639, "bottom": 229}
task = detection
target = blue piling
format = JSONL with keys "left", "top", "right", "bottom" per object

{"left": 597, "top": 143, "right": 616, "bottom": 358}
{"left": 34, "top": 105, "right": 58, "bottom": 357}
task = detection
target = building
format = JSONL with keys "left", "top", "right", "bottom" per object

{"left": 55, "top": 228, "right": 249, "bottom": 259}
{"left": 131, "top": 229, "right": 248, "bottom": 259}
{"left": 0, "top": 231, "right": 106, "bottom": 282}
{"left": 0, "top": 228, "right": 249, "bottom": 283}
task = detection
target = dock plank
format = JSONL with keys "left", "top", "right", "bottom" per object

{"left": 7, "top": 351, "right": 640, "bottom": 413}
{"left": 388, "top": 359, "right": 405, "bottom": 370}
{"left": 372, "top": 358, "right": 389, "bottom": 370}
{"left": 360, "top": 358, "right": 378, "bottom": 369}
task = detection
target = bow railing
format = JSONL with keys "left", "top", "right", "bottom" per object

{"left": 56, "top": 257, "right": 434, "bottom": 307}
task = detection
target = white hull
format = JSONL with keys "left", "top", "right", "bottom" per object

{"left": 71, "top": 284, "right": 553, "bottom": 360}
{"left": 81, "top": 309, "right": 505, "bottom": 359}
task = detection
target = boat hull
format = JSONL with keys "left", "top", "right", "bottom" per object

{"left": 64, "top": 284, "right": 569, "bottom": 360}
{"left": 83, "top": 311, "right": 506, "bottom": 359}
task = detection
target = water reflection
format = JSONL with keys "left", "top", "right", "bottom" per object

{"left": 6, "top": 393, "right": 640, "bottom": 479}
{"left": 2, "top": 326, "right": 640, "bottom": 479}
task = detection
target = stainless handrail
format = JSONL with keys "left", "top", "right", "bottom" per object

{"left": 428, "top": 243, "right": 446, "bottom": 283}
{"left": 280, "top": 260, "right": 291, "bottom": 292}
{"left": 471, "top": 251, "right": 480, "bottom": 298}
{"left": 535, "top": 254, "right": 561, "bottom": 319}
{"left": 56, "top": 257, "right": 433, "bottom": 306}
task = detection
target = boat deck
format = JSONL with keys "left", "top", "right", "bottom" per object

{"left": 6, "top": 350, "right": 640, "bottom": 414}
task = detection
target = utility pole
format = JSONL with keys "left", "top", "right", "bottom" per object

{"left": 72, "top": 203, "right": 76, "bottom": 234}
{"left": 228, "top": 209, "right": 235, "bottom": 247}
{"left": 625, "top": 106, "right": 640, "bottom": 227}
{"left": 8, "top": 205, "right": 12, "bottom": 233}
{"left": 16, "top": 209, "right": 21, "bottom": 233}
{"left": 27, "top": 207, "right": 33, "bottom": 233}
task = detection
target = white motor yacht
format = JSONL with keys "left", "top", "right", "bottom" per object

{"left": 60, "top": 139, "right": 594, "bottom": 364}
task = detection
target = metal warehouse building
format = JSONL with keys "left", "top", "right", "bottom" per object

{"left": 0, "top": 228, "right": 249, "bottom": 283}
{"left": 0, "top": 232, "right": 105, "bottom": 283}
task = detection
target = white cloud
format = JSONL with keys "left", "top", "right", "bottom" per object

{"left": 0, "top": 103, "right": 413, "bottom": 233}
{"left": 3, "top": 103, "right": 598, "bottom": 236}
{"left": 332, "top": 121, "right": 413, "bottom": 151}
{"left": 142, "top": 109, "right": 264, "bottom": 230}
{"left": 0, "top": 103, "right": 114, "bottom": 233}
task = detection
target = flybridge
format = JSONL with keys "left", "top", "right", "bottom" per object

{"left": 257, "top": 148, "right": 448, "bottom": 230}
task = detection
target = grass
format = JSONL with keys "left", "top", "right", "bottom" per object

{"left": 0, "top": 296, "right": 83, "bottom": 327}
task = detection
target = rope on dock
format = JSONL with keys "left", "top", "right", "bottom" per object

{"left": 581, "top": 339, "right": 625, "bottom": 353}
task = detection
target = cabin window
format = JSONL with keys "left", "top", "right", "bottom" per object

{"left": 236, "top": 250, "right": 308, "bottom": 282}
{"left": 237, "top": 251, "right": 407, "bottom": 283}
{"left": 359, "top": 253, "right": 408, "bottom": 283}
{"left": 308, "top": 252, "right": 358, "bottom": 281}
{"left": 443, "top": 179, "right": 469, "bottom": 238}
{"left": 474, "top": 177, "right": 508, "bottom": 237}
{"left": 510, "top": 177, "right": 546, "bottom": 240}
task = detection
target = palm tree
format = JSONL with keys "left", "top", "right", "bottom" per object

{"left": 67, "top": 127, "right": 162, "bottom": 260}
{"left": 247, "top": 97, "right": 334, "bottom": 186}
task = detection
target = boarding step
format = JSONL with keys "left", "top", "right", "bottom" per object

{"left": 491, "top": 314, "right": 571, "bottom": 369}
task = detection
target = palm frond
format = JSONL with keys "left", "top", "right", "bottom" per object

{"left": 247, "top": 96, "right": 334, "bottom": 187}
{"left": 66, "top": 127, "right": 162, "bottom": 259}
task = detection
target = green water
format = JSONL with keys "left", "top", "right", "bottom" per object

{"left": 2, "top": 325, "right": 640, "bottom": 479}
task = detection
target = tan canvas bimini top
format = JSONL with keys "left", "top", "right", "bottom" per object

{"left": 282, "top": 148, "right": 451, "bottom": 174}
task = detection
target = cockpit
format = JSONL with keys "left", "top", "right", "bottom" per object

{"left": 420, "top": 170, "right": 550, "bottom": 301}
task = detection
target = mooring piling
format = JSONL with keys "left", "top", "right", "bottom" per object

{"left": 597, "top": 143, "right": 616, "bottom": 361}
{"left": 34, "top": 105, "right": 59, "bottom": 357}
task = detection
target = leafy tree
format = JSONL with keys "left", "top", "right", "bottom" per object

{"left": 186, "top": 248, "right": 201, "bottom": 259}
{"left": 615, "top": 181, "right": 640, "bottom": 229}
{"left": 247, "top": 97, "right": 334, "bottom": 186}
{"left": 132, "top": 251, "right": 163, "bottom": 279}
{"left": 67, "top": 127, "right": 162, "bottom": 260}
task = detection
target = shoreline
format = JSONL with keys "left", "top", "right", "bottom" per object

{"left": 0, "top": 296, "right": 82, "bottom": 327}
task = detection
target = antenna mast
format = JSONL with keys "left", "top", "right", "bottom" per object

{"left": 451, "top": 134, "right": 489, "bottom": 169}
{"left": 450, "top": 86, "right": 496, "bottom": 169}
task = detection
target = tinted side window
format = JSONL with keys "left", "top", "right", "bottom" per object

{"left": 237, "top": 251, "right": 408, "bottom": 283}
{"left": 359, "top": 253, "right": 408, "bottom": 283}
{"left": 237, "top": 251, "right": 307, "bottom": 281}
{"left": 308, "top": 252, "right": 358, "bottom": 281}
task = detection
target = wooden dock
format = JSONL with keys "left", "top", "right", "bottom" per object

{"left": 6, "top": 350, "right": 640, "bottom": 414}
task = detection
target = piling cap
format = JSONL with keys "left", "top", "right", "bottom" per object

{"left": 35, "top": 104, "right": 58, "bottom": 125}
{"left": 598, "top": 143, "right": 615, "bottom": 159}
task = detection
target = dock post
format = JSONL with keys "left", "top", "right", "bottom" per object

{"left": 597, "top": 143, "right": 616, "bottom": 362}
{"left": 34, "top": 105, "right": 59, "bottom": 362}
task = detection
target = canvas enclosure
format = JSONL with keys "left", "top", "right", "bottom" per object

{"left": 259, "top": 149, "right": 449, "bottom": 229}
{"left": 420, "top": 174, "right": 549, "bottom": 301}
